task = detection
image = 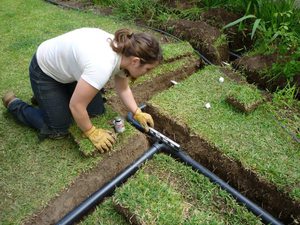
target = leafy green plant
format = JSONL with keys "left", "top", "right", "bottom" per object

{"left": 223, "top": 0, "right": 300, "bottom": 41}
{"left": 223, "top": 14, "right": 256, "bottom": 37}
{"left": 273, "top": 83, "right": 299, "bottom": 107}
{"left": 177, "top": 7, "right": 203, "bottom": 21}
{"left": 270, "top": 57, "right": 300, "bottom": 82}
{"left": 268, "top": 83, "right": 300, "bottom": 140}
{"left": 222, "top": 0, "right": 300, "bottom": 85}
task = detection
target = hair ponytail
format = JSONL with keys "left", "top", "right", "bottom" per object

{"left": 110, "top": 28, "right": 163, "bottom": 64}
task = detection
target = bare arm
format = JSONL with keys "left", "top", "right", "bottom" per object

{"left": 69, "top": 78, "right": 98, "bottom": 132}
{"left": 114, "top": 75, "right": 138, "bottom": 113}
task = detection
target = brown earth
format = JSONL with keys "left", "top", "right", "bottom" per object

{"left": 161, "top": 19, "right": 229, "bottom": 65}
{"left": 24, "top": 1, "right": 299, "bottom": 225}
{"left": 234, "top": 54, "right": 300, "bottom": 97}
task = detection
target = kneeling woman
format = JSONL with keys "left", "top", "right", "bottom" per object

{"left": 2, "top": 27, "right": 163, "bottom": 152}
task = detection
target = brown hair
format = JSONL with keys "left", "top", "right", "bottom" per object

{"left": 110, "top": 28, "right": 163, "bottom": 65}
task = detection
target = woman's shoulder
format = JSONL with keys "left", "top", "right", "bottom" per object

{"left": 73, "top": 27, "right": 113, "bottom": 38}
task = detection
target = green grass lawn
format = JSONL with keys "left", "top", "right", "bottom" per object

{"left": 149, "top": 65, "right": 300, "bottom": 201}
{"left": 0, "top": 0, "right": 141, "bottom": 224}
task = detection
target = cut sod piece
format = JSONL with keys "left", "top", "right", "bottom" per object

{"left": 113, "top": 172, "right": 187, "bottom": 225}
{"left": 149, "top": 65, "right": 300, "bottom": 201}
{"left": 162, "top": 41, "right": 195, "bottom": 62}
{"left": 226, "top": 83, "right": 264, "bottom": 113}
{"left": 69, "top": 106, "right": 134, "bottom": 156}
{"left": 134, "top": 55, "right": 198, "bottom": 86}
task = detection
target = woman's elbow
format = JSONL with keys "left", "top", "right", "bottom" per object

{"left": 69, "top": 100, "right": 78, "bottom": 113}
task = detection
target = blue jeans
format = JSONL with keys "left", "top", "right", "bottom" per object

{"left": 8, "top": 53, "right": 105, "bottom": 139}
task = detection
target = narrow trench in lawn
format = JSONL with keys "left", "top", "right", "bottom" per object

{"left": 24, "top": 58, "right": 298, "bottom": 225}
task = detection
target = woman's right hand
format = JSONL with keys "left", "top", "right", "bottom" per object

{"left": 133, "top": 108, "right": 154, "bottom": 132}
{"left": 84, "top": 126, "right": 116, "bottom": 153}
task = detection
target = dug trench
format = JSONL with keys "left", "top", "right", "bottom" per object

{"left": 24, "top": 53, "right": 299, "bottom": 224}
{"left": 124, "top": 54, "right": 300, "bottom": 223}
{"left": 23, "top": 132, "right": 150, "bottom": 225}
{"left": 26, "top": 2, "right": 298, "bottom": 223}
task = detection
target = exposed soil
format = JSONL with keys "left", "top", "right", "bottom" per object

{"left": 24, "top": 1, "right": 300, "bottom": 225}
{"left": 161, "top": 19, "right": 229, "bottom": 65}
{"left": 114, "top": 202, "right": 141, "bottom": 225}
{"left": 201, "top": 8, "right": 253, "bottom": 52}
{"left": 225, "top": 96, "right": 263, "bottom": 113}
{"left": 234, "top": 54, "right": 300, "bottom": 98}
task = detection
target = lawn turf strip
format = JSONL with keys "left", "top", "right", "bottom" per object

{"left": 107, "top": 154, "right": 261, "bottom": 225}
{"left": 113, "top": 172, "right": 186, "bottom": 225}
{"left": 225, "top": 83, "right": 264, "bottom": 113}
{"left": 162, "top": 41, "right": 196, "bottom": 62}
{"left": 134, "top": 55, "right": 197, "bottom": 86}
{"left": 149, "top": 65, "right": 300, "bottom": 201}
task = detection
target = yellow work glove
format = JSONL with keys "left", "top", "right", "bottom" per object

{"left": 133, "top": 108, "right": 154, "bottom": 132}
{"left": 84, "top": 126, "right": 116, "bottom": 153}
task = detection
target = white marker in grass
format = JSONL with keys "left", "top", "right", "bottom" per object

{"left": 170, "top": 80, "right": 178, "bottom": 85}
{"left": 205, "top": 102, "right": 211, "bottom": 109}
{"left": 219, "top": 76, "right": 224, "bottom": 83}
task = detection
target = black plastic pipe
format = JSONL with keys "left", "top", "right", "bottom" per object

{"left": 163, "top": 146, "right": 284, "bottom": 225}
{"left": 56, "top": 142, "right": 165, "bottom": 225}
{"left": 127, "top": 111, "right": 284, "bottom": 225}
{"left": 229, "top": 50, "right": 242, "bottom": 59}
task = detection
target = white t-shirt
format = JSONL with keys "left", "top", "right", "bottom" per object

{"left": 36, "top": 28, "right": 122, "bottom": 90}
